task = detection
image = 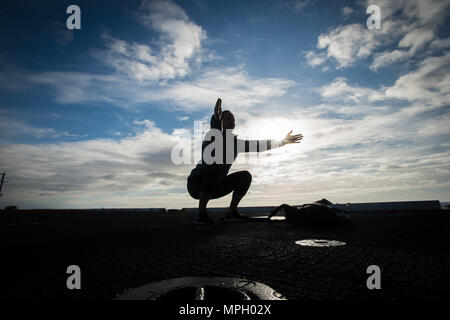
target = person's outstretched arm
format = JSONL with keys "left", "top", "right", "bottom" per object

{"left": 236, "top": 130, "right": 303, "bottom": 153}
{"left": 210, "top": 98, "right": 222, "bottom": 130}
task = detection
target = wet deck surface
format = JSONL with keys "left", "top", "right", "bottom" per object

{"left": 1, "top": 209, "right": 449, "bottom": 300}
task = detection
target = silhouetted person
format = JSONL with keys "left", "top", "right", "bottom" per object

{"left": 187, "top": 98, "right": 303, "bottom": 225}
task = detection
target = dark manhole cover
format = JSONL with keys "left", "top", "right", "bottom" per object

{"left": 295, "top": 239, "right": 346, "bottom": 247}
{"left": 116, "top": 277, "right": 286, "bottom": 300}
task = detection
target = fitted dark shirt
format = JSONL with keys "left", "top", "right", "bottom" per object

{"left": 188, "top": 114, "right": 282, "bottom": 181}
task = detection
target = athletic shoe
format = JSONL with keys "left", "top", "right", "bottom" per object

{"left": 224, "top": 209, "right": 250, "bottom": 222}
{"left": 194, "top": 211, "right": 213, "bottom": 225}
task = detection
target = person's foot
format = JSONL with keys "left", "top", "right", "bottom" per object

{"left": 224, "top": 208, "right": 249, "bottom": 222}
{"left": 194, "top": 210, "right": 213, "bottom": 225}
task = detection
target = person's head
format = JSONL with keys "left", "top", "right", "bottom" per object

{"left": 222, "top": 110, "right": 235, "bottom": 130}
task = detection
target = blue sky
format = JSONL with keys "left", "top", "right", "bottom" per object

{"left": 0, "top": 0, "right": 449, "bottom": 209}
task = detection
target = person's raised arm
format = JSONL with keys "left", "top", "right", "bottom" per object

{"left": 214, "top": 98, "right": 222, "bottom": 120}
{"left": 236, "top": 130, "right": 303, "bottom": 153}
{"left": 210, "top": 98, "right": 222, "bottom": 130}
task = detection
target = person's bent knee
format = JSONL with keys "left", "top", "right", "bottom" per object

{"left": 234, "top": 170, "right": 252, "bottom": 196}
{"left": 241, "top": 170, "right": 252, "bottom": 184}
{"left": 187, "top": 179, "right": 200, "bottom": 200}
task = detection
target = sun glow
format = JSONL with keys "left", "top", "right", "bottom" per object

{"left": 239, "top": 117, "right": 307, "bottom": 141}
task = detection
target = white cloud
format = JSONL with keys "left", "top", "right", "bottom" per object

{"left": 319, "top": 51, "right": 450, "bottom": 112}
{"left": 398, "top": 28, "right": 434, "bottom": 54}
{"left": 307, "top": 0, "right": 450, "bottom": 70}
{"left": 317, "top": 24, "right": 379, "bottom": 68}
{"left": 219, "top": 106, "right": 450, "bottom": 205}
{"left": 0, "top": 120, "right": 193, "bottom": 208}
{"left": 305, "top": 50, "right": 326, "bottom": 67}
{"left": 133, "top": 119, "right": 157, "bottom": 129}
{"left": 161, "top": 67, "right": 297, "bottom": 109}
{"left": 318, "top": 77, "right": 382, "bottom": 103}
{"left": 341, "top": 6, "right": 354, "bottom": 19}
{"left": 0, "top": 65, "right": 296, "bottom": 111}
{"left": 430, "top": 37, "right": 450, "bottom": 49}
{"left": 417, "top": 112, "right": 450, "bottom": 137}
{"left": 97, "top": 0, "right": 206, "bottom": 82}
{"left": 288, "top": 0, "right": 315, "bottom": 12}
{"left": 22, "top": 71, "right": 118, "bottom": 104}
{"left": 53, "top": 21, "right": 74, "bottom": 46}
{"left": 370, "top": 49, "right": 409, "bottom": 71}
{"left": 385, "top": 52, "right": 450, "bottom": 109}
{"left": 0, "top": 1, "right": 296, "bottom": 111}
{"left": 0, "top": 115, "right": 81, "bottom": 140}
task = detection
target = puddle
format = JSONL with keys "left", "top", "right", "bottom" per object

{"left": 295, "top": 239, "right": 346, "bottom": 247}
{"left": 116, "top": 276, "right": 287, "bottom": 300}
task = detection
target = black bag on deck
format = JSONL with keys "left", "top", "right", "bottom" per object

{"left": 268, "top": 198, "right": 351, "bottom": 225}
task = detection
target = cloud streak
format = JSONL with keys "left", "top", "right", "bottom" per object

{"left": 97, "top": 0, "right": 206, "bottom": 82}
{"left": 0, "top": 66, "right": 297, "bottom": 111}
{"left": 306, "top": 0, "right": 450, "bottom": 70}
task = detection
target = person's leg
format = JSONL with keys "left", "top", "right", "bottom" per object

{"left": 195, "top": 191, "right": 213, "bottom": 224}
{"left": 229, "top": 191, "right": 245, "bottom": 212}
{"left": 191, "top": 169, "right": 252, "bottom": 223}
{"left": 187, "top": 177, "right": 200, "bottom": 200}
{"left": 208, "top": 171, "right": 252, "bottom": 199}
{"left": 198, "top": 190, "right": 210, "bottom": 213}
{"left": 187, "top": 177, "right": 213, "bottom": 225}
{"left": 225, "top": 171, "right": 252, "bottom": 218}
{"left": 207, "top": 171, "right": 252, "bottom": 221}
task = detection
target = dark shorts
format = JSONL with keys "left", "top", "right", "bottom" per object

{"left": 187, "top": 169, "right": 252, "bottom": 200}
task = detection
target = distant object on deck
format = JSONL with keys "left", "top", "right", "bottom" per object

{"left": 4, "top": 206, "right": 18, "bottom": 213}
{"left": 335, "top": 200, "right": 441, "bottom": 212}
{"left": 182, "top": 200, "right": 443, "bottom": 215}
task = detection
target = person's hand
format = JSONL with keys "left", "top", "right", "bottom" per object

{"left": 282, "top": 130, "right": 303, "bottom": 145}
{"left": 214, "top": 98, "right": 222, "bottom": 120}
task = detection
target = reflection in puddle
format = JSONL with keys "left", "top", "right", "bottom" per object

{"left": 253, "top": 215, "right": 286, "bottom": 221}
{"left": 295, "top": 239, "right": 346, "bottom": 247}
